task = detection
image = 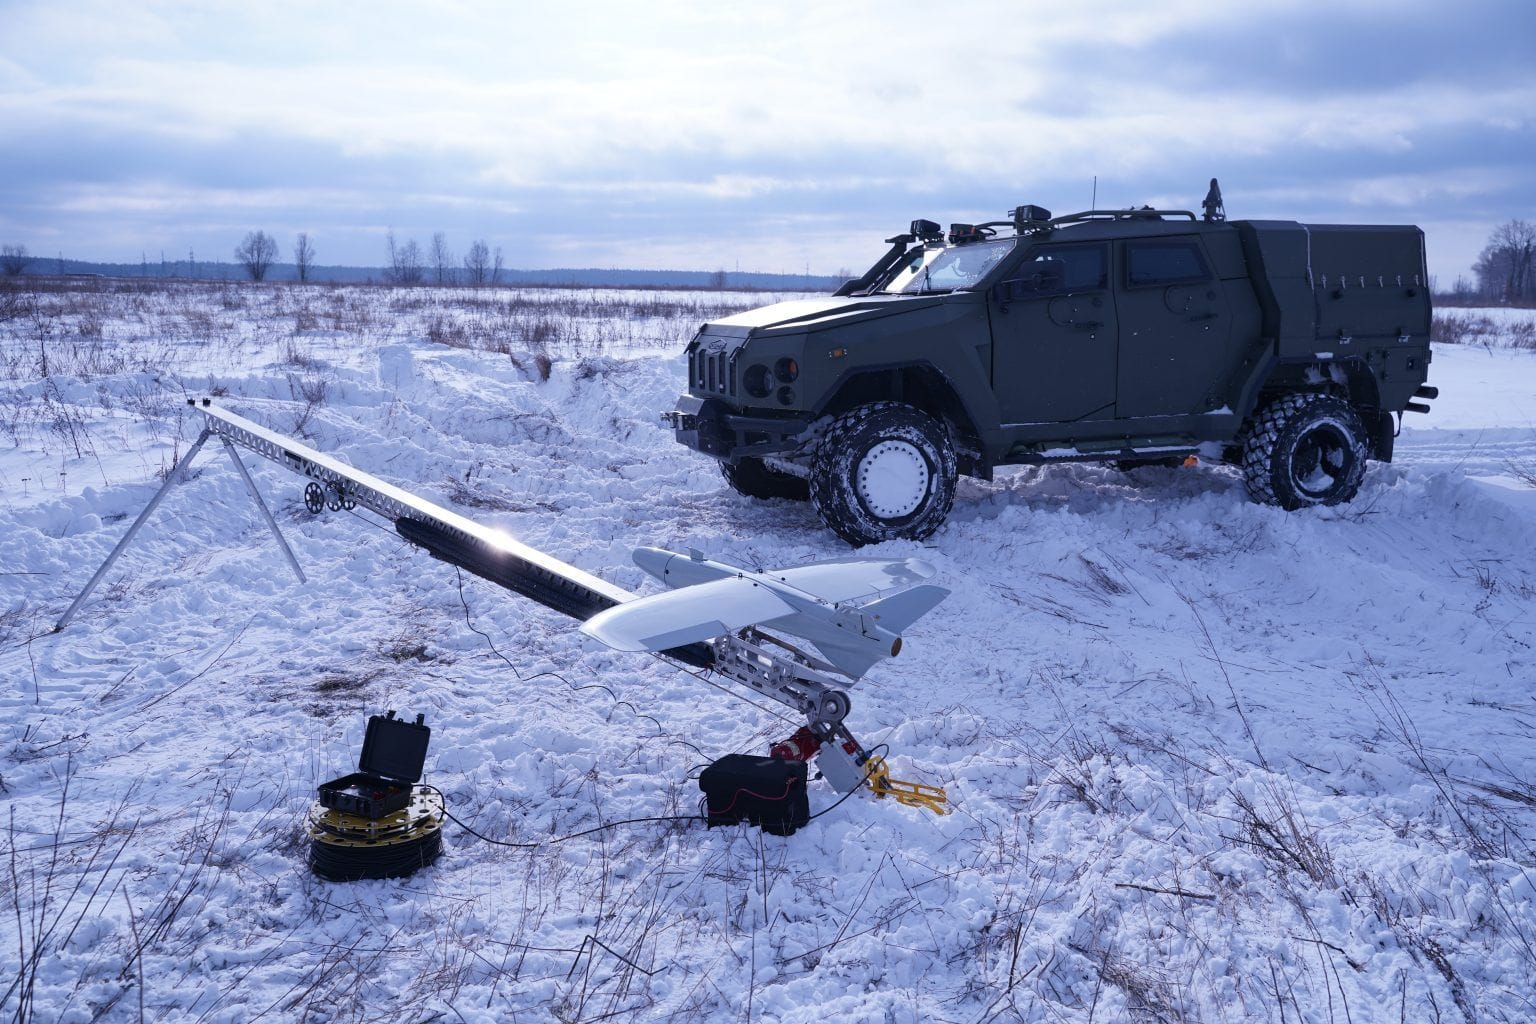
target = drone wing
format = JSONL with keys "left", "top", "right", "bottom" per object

{"left": 580, "top": 576, "right": 795, "bottom": 653}
{"left": 765, "top": 556, "right": 936, "bottom": 604}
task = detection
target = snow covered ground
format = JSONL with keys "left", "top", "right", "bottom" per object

{"left": 2, "top": 281, "right": 1534, "bottom": 1022}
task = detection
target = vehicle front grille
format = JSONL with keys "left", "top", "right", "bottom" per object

{"left": 690, "top": 344, "right": 736, "bottom": 397}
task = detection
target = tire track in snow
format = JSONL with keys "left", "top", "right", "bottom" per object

{"left": 1394, "top": 426, "right": 1536, "bottom": 478}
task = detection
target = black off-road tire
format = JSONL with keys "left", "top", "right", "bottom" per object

{"left": 809, "top": 402, "right": 957, "bottom": 547}
{"left": 719, "top": 457, "right": 810, "bottom": 501}
{"left": 1240, "top": 393, "right": 1369, "bottom": 510}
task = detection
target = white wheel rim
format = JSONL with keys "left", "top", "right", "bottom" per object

{"left": 856, "top": 440, "right": 930, "bottom": 519}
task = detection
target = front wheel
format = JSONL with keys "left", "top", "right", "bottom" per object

{"left": 809, "top": 402, "right": 957, "bottom": 547}
{"left": 1240, "top": 393, "right": 1369, "bottom": 509}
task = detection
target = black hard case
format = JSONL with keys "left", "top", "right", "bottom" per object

{"left": 317, "top": 712, "right": 431, "bottom": 819}
{"left": 698, "top": 754, "right": 809, "bottom": 836}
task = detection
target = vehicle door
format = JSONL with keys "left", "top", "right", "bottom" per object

{"left": 989, "top": 242, "right": 1115, "bottom": 424}
{"left": 1113, "top": 237, "right": 1233, "bottom": 417}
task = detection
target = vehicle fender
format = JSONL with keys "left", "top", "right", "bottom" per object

{"left": 813, "top": 361, "right": 992, "bottom": 470}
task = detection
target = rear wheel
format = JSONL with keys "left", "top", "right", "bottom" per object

{"left": 809, "top": 402, "right": 957, "bottom": 547}
{"left": 719, "top": 457, "right": 809, "bottom": 501}
{"left": 1240, "top": 393, "right": 1369, "bottom": 509}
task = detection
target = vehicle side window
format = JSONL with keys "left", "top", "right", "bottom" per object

{"left": 1124, "top": 240, "right": 1211, "bottom": 288}
{"left": 1007, "top": 243, "right": 1106, "bottom": 296}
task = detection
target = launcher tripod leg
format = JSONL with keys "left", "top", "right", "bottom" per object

{"left": 56, "top": 429, "right": 214, "bottom": 631}
{"left": 55, "top": 426, "right": 307, "bottom": 631}
{"left": 218, "top": 435, "right": 306, "bottom": 586}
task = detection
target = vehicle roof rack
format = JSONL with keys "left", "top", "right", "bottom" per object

{"left": 1050, "top": 208, "right": 1198, "bottom": 227}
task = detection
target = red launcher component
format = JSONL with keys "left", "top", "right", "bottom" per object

{"left": 769, "top": 726, "right": 823, "bottom": 762}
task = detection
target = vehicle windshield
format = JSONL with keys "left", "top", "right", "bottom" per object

{"left": 883, "top": 237, "right": 1016, "bottom": 294}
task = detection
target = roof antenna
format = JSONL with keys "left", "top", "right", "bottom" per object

{"left": 1202, "top": 177, "right": 1225, "bottom": 222}
{"left": 1091, "top": 175, "right": 1097, "bottom": 211}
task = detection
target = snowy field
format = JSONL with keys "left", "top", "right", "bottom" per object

{"left": 2, "top": 280, "right": 1535, "bottom": 1023}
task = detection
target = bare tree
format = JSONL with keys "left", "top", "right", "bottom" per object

{"left": 707, "top": 268, "right": 728, "bottom": 290}
{"left": 385, "top": 230, "right": 424, "bottom": 285}
{"left": 294, "top": 232, "right": 315, "bottom": 282}
{"left": 429, "top": 232, "right": 456, "bottom": 285}
{"left": 491, "top": 245, "right": 504, "bottom": 287}
{"left": 463, "top": 240, "right": 491, "bottom": 286}
{"left": 234, "top": 231, "right": 279, "bottom": 281}
{"left": 2, "top": 244, "right": 31, "bottom": 276}
{"left": 1474, "top": 219, "right": 1536, "bottom": 304}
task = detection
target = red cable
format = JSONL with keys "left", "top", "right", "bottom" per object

{"left": 706, "top": 776, "right": 798, "bottom": 818}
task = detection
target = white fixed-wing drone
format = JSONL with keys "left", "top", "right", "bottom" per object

{"left": 579, "top": 545, "right": 951, "bottom": 805}
{"left": 581, "top": 546, "right": 949, "bottom": 682}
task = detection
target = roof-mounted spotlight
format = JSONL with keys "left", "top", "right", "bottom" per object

{"left": 1010, "top": 205, "right": 1053, "bottom": 229}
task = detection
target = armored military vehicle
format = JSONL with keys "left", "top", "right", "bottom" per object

{"left": 666, "top": 181, "right": 1435, "bottom": 546}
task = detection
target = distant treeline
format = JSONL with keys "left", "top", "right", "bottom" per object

{"left": 20, "top": 258, "right": 843, "bottom": 291}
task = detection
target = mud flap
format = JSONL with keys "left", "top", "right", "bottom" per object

{"left": 1368, "top": 410, "right": 1396, "bottom": 462}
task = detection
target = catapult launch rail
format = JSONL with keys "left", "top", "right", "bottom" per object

{"left": 62, "top": 400, "right": 638, "bottom": 623}
{"left": 58, "top": 400, "right": 870, "bottom": 772}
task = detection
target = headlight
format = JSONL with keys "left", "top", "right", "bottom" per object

{"left": 743, "top": 364, "right": 772, "bottom": 398}
{"left": 774, "top": 357, "right": 799, "bottom": 383}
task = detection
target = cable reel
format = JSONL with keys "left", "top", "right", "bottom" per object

{"left": 308, "top": 710, "right": 440, "bottom": 881}
{"left": 306, "top": 787, "right": 445, "bottom": 881}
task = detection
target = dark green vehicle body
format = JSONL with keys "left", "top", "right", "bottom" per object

{"left": 668, "top": 194, "right": 1433, "bottom": 545}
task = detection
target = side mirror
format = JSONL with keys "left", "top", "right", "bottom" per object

{"left": 994, "top": 263, "right": 1064, "bottom": 304}
{"left": 1032, "top": 267, "right": 1064, "bottom": 292}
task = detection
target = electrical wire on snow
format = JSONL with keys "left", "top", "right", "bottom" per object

{"left": 421, "top": 785, "right": 703, "bottom": 848}
{"left": 451, "top": 565, "right": 584, "bottom": 693}
{"left": 427, "top": 762, "right": 876, "bottom": 852}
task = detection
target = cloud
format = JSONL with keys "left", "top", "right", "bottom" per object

{"left": 0, "top": 0, "right": 1530, "bottom": 280}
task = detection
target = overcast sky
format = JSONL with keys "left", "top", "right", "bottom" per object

{"left": 1, "top": 0, "right": 1531, "bottom": 282}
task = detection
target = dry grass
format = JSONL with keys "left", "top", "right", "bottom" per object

{"left": 0, "top": 278, "right": 768, "bottom": 469}
{"left": 1433, "top": 309, "right": 1536, "bottom": 350}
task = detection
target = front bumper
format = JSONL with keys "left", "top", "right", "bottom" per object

{"left": 665, "top": 395, "right": 813, "bottom": 460}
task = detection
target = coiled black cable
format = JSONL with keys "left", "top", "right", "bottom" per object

{"left": 307, "top": 789, "right": 447, "bottom": 881}
{"left": 308, "top": 826, "right": 444, "bottom": 882}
